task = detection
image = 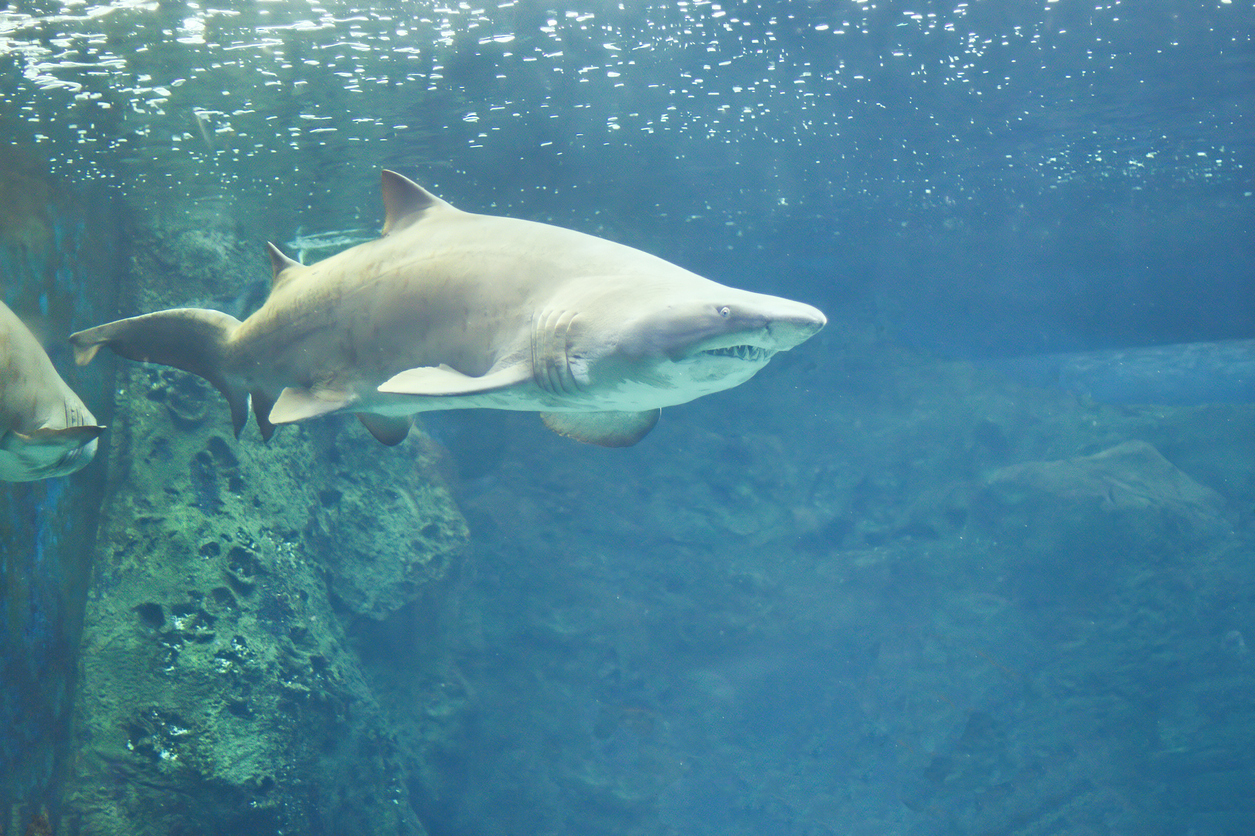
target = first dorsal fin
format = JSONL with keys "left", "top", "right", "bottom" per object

{"left": 265, "top": 242, "right": 303, "bottom": 288}
{"left": 380, "top": 170, "right": 452, "bottom": 235}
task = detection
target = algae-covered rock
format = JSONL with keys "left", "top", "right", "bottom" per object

{"left": 971, "top": 439, "right": 1232, "bottom": 558}
{"left": 63, "top": 222, "right": 470, "bottom": 836}
{"left": 304, "top": 428, "right": 466, "bottom": 620}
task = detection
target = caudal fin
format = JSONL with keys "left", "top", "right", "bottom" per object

{"left": 70, "top": 308, "right": 251, "bottom": 437}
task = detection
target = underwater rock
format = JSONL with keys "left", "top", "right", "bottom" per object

{"left": 305, "top": 429, "right": 467, "bottom": 620}
{"left": 62, "top": 218, "right": 470, "bottom": 835}
{"left": 972, "top": 439, "right": 1231, "bottom": 554}
{"left": 957, "top": 439, "right": 1234, "bottom": 612}
{"left": 64, "top": 370, "right": 445, "bottom": 835}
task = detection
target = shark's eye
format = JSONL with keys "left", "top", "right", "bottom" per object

{"left": 718, "top": 306, "right": 731, "bottom": 318}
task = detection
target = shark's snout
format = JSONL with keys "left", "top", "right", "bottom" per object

{"left": 763, "top": 301, "right": 826, "bottom": 350}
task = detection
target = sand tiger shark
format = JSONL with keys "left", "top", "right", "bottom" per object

{"left": 1, "top": 299, "right": 103, "bottom": 480}
{"left": 70, "top": 170, "right": 826, "bottom": 448}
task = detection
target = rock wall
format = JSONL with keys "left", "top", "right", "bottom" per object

{"left": 59, "top": 218, "right": 470, "bottom": 835}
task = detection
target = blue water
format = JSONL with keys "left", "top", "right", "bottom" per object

{"left": 2, "top": 1, "right": 1254, "bottom": 834}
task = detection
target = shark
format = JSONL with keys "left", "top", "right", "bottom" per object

{"left": 70, "top": 170, "right": 826, "bottom": 448}
{"left": 1, "top": 299, "right": 103, "bottom": 481}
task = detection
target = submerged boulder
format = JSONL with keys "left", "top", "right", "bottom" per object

{"left": 62, "top": 223, "right": 470, "bottom": 836}
{"left": 972, "top": 439, "right": 1231, "bottom": 556}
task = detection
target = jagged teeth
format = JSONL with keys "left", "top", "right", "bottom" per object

{"left": 707, "top": 345, "right": 770, "bottom": 361}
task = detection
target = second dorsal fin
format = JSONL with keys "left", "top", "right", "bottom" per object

{"left": 265, "top": 242, "right": 303, "bottom": 288}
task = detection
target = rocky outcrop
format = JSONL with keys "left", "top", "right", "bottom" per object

{"left": 973, "top": 439, "right": 1232, "bottom": 554}
{"left": 61, "top": 226, "right": 470, "bottom": 836}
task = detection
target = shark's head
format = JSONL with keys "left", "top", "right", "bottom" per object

{"left": 561, "top": 282, "right": 827, "bottom": 410}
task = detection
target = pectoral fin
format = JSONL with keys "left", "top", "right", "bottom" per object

{"left": 540, "top": 410, "right": 660, "bottom": 448}
{"left": 378, "top": 363, "right": 531, "bottom": 396}
{"left": 269, "top": 386, "right": 357, "bottom": 424}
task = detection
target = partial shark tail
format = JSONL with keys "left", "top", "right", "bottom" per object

{"left": 70, "top": 308, "right": 256, "bottom": 438}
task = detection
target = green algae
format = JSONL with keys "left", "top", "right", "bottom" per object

{"left": 62, "top": 223, "right": 470, "bottom": 836}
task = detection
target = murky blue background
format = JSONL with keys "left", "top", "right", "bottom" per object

{"left": 2, "top": 1, "right": 1253, "bottom": 834}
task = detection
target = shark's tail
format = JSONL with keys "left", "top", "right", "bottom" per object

{"left": 70, "top": 308, "right": 261, "bottom": 439}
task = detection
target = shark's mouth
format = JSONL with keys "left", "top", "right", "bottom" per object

{"left": 702, "top": 344, "right": 775, "bottom": 362}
